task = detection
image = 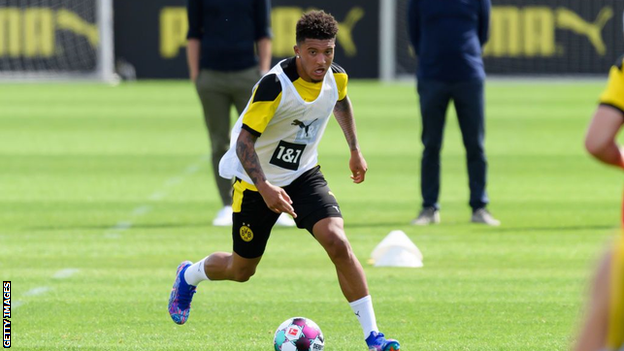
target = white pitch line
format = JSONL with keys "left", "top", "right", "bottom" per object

{"left": 102, "top": 155, "right": 208, "bottom": 239}
{"left": 103, "top": 232, "right": 121, "bottom": 239}
{"left": 165, "top": 176, "right": 183, "bottom": 187}
{"left": 23, "top": 286, "right": 51, "bottom": 297}
{"left": 185, "top": 164, "right": 200, "bottom": 174}
{"left": 52, "top": 268, "right": 80, "bottom": 279}
{"left": 132, "top": 205, "right": 152, "bottom": 216}
{"left": 14, "top": 268, "right": 80, "bottom": 309}
{"left": 112, "top": 221, "right": 133, "bottom": 231}
{"left": 149, "top": 191, "right": 166, "bottom": 201}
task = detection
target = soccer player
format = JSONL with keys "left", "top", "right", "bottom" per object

{"left": 574, "top": 55, "right": 624, "bottom": 351}
{"left": 169, "top": 10, "right": 400, "bottom": 351}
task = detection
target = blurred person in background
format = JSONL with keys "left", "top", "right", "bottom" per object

{"left": 407, "top": 0, "right": 500, "bottom": 226}
{"left": 186, "top": 0, "right": 294, "bottom": 226}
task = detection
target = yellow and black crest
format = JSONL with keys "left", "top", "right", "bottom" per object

{"left": 239, "top": 225, "right": 254, "bottom": 242}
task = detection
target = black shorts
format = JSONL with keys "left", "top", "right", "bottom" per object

{"left": 232, "top": 166, "right": 342, "bottom": 259}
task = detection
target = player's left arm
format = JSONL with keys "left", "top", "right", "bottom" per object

{"left": 585, "top": 105, "right": 624, "bottom": 168}
{"left": 334, "top": 95, "right": 367, "bottom": 184}
{"left": 585, "top": 56, "right": 624, "bottom": 169}
{"left": 332, "top": 63, "right": 367, "bottom": 183}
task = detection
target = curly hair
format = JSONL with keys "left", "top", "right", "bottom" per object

{"left": 296, "top": 10, "right": 338, "bottom": 43}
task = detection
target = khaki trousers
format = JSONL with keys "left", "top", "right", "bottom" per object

{"left": 195, "top": 66, "right": 261, "bottom": 206}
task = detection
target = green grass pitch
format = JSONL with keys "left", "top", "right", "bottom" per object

{"left": 1, "top": 79, "right": 621, "bottom": 350}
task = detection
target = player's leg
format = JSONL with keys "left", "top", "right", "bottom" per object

{"left": 195, "top": 69, "right": 234, "bottom": 217}
{"left": 286, "top": 167, "right": 399, "bottom": 350}
{"left": 313, "top": 217, "right": 368, "bottom": 300}
{"left": 168, "top": 179, "right": 278, "bottom": 325}
{"left": 415, "top": 79, "right": 451, "bottom": 223}
{"left": 607, "top": 238, "right": 624, "bottom": 349}
{"left": 573, "top": 250, "right": 611, "bottom": 351}
{"left": 313, "top": 217, "right": 399, "bottom": 351}
{"left": 188, "top": 179, "right": 279, "bottom": 282}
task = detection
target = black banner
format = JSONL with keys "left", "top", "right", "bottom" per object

{"left": 113, "top": 0, "right": 379, "bottom": 79}
{"left": 114, "top": 0, "right": 188, "bottom": 79}
{"left": 396, "top": 0, "right": 624, "bottom": 76}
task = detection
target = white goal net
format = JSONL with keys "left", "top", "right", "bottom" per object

{"left": 0, "top": 0, "right": 115, "bottom": 82}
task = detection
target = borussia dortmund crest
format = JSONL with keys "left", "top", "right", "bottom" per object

{"left": 240, "top": 225, "right": 254, "bottom": 242}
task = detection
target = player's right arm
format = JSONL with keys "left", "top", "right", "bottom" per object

{"left": 236, "top": 129, "right": 296, "bottom": 218}
{"left": 235, "top": 73, "right": 297, "bottom": 217}
{"left": 585, "top": 55, "right": 624, "bottom": 169}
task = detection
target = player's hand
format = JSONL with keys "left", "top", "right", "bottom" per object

{"left": 349, "top": 149, "right": 368, "bottom": 184}
{"left": 257, "top": 181, "right": 297, "bottom": 218}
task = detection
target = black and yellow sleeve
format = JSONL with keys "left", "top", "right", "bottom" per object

{"left": 242, "top": 74, "right": 283, "bottom": 136}
{"left": 331, "top": 62, "right": 349, "bottom": 101}
{"left": 600, "top": 55, "right": 624, "bottom": 114}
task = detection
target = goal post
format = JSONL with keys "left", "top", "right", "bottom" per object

{"left": 0, "top": 0, "right": 117, "bottom": 82}
{"left": 379, "top": 0, "right": 396, "bottom": 82}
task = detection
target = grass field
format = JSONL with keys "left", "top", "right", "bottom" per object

{"left": 2, "top": 79, "right": 622, "bottom": 350}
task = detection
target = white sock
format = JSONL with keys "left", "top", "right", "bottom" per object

{"left": 184, "top": 258, "right": 209, "bottom": 286}
{"left": 349, "top": 295, "right": 379, "bottom": 339}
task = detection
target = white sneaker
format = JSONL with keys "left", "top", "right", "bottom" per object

{"left": 410, "top": 207, "right": 440, "bottom": 225}
{"left": 471, "top": 208, "right": 500, "bottom": 226}
{"left": 275, "top": 213, "right": 296, "bottom": 227}
{"left": 212, "top": 206, "right": 233, "bottom": 226}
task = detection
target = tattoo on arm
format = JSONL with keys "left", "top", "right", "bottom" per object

{"left": 236, "top": 130, "right": 267, "bottom": 185}
{"left": 334, "top": 96, "right": 360, "bottom": 151}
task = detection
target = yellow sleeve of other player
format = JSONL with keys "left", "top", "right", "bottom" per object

{"left": 242, "top": 74, "right": 282, "bottom": 135}
{"left": 600, "top": 56, "right": 624, "bottom": 113}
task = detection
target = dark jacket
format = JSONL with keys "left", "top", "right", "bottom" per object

{"left": 407, "top": 0, "right": 490, "bottom": 82}
{"left": 187, "top": 0, "right": 272, "bottom": 71}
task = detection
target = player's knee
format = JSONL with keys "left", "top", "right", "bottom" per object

{"left": 324, "top": 233, "right": 352, "bottom": 261}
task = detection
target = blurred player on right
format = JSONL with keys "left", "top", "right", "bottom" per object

{"left": 574, "top": 55, "right": 624, "bottom": 351}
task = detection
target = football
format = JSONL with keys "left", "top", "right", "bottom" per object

{"left": 273, "top": 317, "right": 324, "bottom": 351}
